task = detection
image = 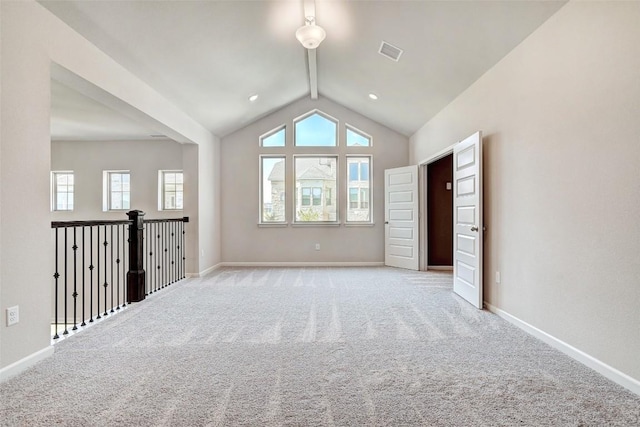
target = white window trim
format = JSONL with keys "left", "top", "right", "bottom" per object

{"left": 158, "top": 170, "right": 184, "bottom": 211}
{"left": 51, "top": 171, "right": 74, "bottom": 212}
{"left": 102, "top": 170, "right": 131, "bottom": 212}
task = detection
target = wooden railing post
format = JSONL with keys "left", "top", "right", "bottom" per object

{"left": 127, "top": 210, "right": 146, "bottom": 302}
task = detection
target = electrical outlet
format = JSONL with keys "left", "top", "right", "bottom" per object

{"left": 315, "top": 243, "right": 320, "bottom": 251}
{"left": 7, "top": 306, "right": 19, "bottom": 326}
{"left": 495, "top": 271, "right": 501, "bottom": 284}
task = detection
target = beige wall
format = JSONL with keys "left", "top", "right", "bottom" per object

{"left": 51, "top": 140, "right": 185, "bottom": 221}
{"left": 0, "top": 1, "right": 220, "bottom": 373}
{"left": 221, "top": 96, "right": 409, "bottom": 264}
{"left": 410, "top": 1, "right": 640, "bottom": 382}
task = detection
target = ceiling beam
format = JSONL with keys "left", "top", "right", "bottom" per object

{"left": 307, "top": 48, "right": 319, "bottom": 100}
{"left": 303, "top": 0, "right": 318, "bottom": 100}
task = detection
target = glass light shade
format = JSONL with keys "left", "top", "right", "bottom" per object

{"left": 295, "top": 24, "right": 326, "bottom": 49}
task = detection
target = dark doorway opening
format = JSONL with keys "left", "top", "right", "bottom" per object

{"left": 427, "top": 154, "right": 453, "bottom": 267}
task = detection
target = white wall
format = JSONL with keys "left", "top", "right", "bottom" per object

{"left": 221, "top": 96, "right": 409, "bottom": 264}
{"left": 0, "top": 1, "right": 220, "bottom": 374}
{"left": 410, "top": 1, "right": 640, "bottom": 383}
{"left": 51, "top": 140, "right": 184, "bottom": 221}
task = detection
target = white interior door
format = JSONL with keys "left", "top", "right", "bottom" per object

{"left": 453, "top": 132, "right": 483, "bottom": 308}
{"left": 385, "top": 165, "right": 419, "bottom": 270}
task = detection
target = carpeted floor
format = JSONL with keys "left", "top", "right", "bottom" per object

{"left": 1, "top": 267, "right": 639, "bottom": 426}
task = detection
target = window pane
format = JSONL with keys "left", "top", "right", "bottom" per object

{"left": 346, "top": 127, "right": 371, "bottom": 147}
{"left": 57, "top": 193, "right": 67, "bottom": 210}
{"left": 295, "top": 112, "right": 337, "bottom": 147}
{"left": 261, "top": 157, "right": 285, "bottom": 222}
{"left": 112, "top": 193, "right": 122, "bottom": 210}
{"left": 301, "top": 188, "right": 311, "bottom": 206}
{"left": 295, "top": 156, "right": 337, "bottom": 222}
{"left": 361, "top": 163, "right": 369, "bottom": 180}
{"left": 312, "top": 187, "right": 322, "bottom": 206}
{"left": 122, "top": 193, "right": 130, "bottom": 209}
{"left": 261, "top": 127, "right": 285, "bottom": 147}
{"left": 349, "top": 163, "right": 359, "bottom": 181}
{"left": 349, "top": 188, "right": 358, "bottom": 209}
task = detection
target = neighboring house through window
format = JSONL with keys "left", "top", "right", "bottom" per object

{"left": 51, "top": 171, "right": 74, "bottom": 211}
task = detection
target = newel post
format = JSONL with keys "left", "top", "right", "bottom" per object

{"left": 127, "top": 210, "right": 146, "bottom": 302}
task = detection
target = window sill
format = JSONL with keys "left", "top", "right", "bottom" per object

{"left": 344, "top": 222, "right": 375, "bottom": 227}
{"left": 258, "top": 222, "right": 289, "bottom": 228}
{"left": 291, "top": 222, "right": 341, "bottom": 227}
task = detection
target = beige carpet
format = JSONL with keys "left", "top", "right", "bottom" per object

{"left": 1, "top": 267, "right": 639, "bottom": 426}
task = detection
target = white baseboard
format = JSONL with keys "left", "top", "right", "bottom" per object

{"left": 219, "top": 261, "right": 385, "bottom": 268}
{"left": 485, "top": 302, "right": 640, "bottom": 397}
{"left": 186, "top": 263, "right": 224, "bottom": 278}
{"left": 0, "top": 346, "right": 54, "bottom": 383}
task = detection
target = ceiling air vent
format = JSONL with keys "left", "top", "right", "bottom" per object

{"left": 379, "top": 41, "right": 403, "bottom": 62}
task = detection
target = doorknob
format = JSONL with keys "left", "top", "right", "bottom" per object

{"left": 470, "top": 225, "right": 479, "bottom": 232}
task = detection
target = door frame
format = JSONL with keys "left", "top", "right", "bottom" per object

{"left": 417, "top": 143, "right": 457, "bottom": 271}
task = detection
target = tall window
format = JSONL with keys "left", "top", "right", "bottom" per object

{"left": 294, "top": 156, "right": 337, "bottom": 222}
{"left": 103, "top": 171, "right": 130, "bottom": 211}
{"left": 294, "top": 111, "right": 337, "bottom": 147}
{"left": 260, "top": 156, "right": 286, "bottom": 223}
{"left": 346, "top": 157, "right": 371, "bottom": 222}
{"left": 160, "top": 171, "right": 183, "bottom": 210}
{"left": 52, "top": 171, "right": 74, "bottom": 211}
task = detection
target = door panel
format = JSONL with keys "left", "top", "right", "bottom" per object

{"left": 385, "top": 165, "right": 419, "bottom": 270}
{"left": 453, "top": 132, "right": 483, "bottom": 308}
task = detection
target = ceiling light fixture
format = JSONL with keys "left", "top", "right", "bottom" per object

{"left": 248, "top": 94, "right": 259, "bottom": 102}
{"left": 295, "top": 16, "right": 326, "bottom": 49}
{"left": 369, "top": 93, "right": 379, "bottom": 100}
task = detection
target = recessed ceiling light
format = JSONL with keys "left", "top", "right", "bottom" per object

{"left": 368, "top": 93, "right": 378, "bottom": 100}
{"left": 249, "top": 94, "right": 259, "bottom": 102}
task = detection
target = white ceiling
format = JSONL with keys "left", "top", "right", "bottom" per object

{"left": 42, "top": 0, "right": 566, "bottom": 140}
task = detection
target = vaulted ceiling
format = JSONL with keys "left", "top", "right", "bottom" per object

{"left": 42, "top": 0, "right": 566, "bottom": 141}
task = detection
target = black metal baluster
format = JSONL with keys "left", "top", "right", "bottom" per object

{"left": 164, "top": 222, "right": 168, "bottom": 288}
{"left": 72, "top": 227, "right": 78, "bottom": 331}
{"left": 53, "top": 228, "right": 60, "bottom": 339}
{"left": 182, "top": 220, "right": 186, "bottom": 280}
{"left": 110, "top": 225, "right": 115, "bottom": 313}
{"left": 116, "top": 224, "right": 121, "bottom": 310}
{"left": 170, "top": 221, "right": 174, "bottom": 284}
{"left": 103, "top": 225, "right": 109, "bottom": 317}
{"left": 147, "top": 222, "right": 151, "bottom": 294}
{"left": 96, "top": 226, "right": 101, "bottom": 320}
{"left": 81, "top": 227, "right": 86, "bottom": 326}
{"left": 63, "top": 228, "right": 69, "bottom": 336}
{"left": 176, "top": 221, "right": 181, "bottom": 281}
{"left": 157, "top": 224, "right": 161, "bottom": 291}
{"left": 123, "top": 223, "right": 127, "bottom": 307}
{"left": 89, "top": 226, "right": 94, "bottom": 322}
